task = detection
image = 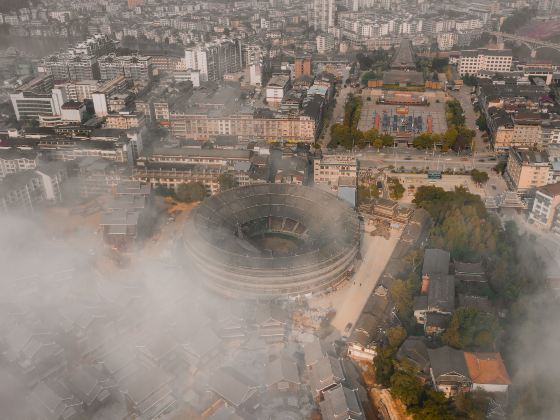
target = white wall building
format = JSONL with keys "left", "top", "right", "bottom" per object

{"left": 458, "top": 49, "right": 513, "bottom": 76}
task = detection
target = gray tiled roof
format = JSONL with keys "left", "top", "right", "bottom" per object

{"left": 422, "top": 249, "right": 450, "bottom": 276}
{"left": 319, "top": 384, "right": 365, "bottom": 420}
{"left": 428, "top": 346, "right": 469, "bottom": 380}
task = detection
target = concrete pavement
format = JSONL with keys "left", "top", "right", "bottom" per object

{"left": 330, "top": 230, "right": 402, "bottom": 333}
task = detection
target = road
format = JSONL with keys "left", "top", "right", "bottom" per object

{"left": 448, "top": 85, "right": 489, "bottom": 152}
{"left": 356, "top": 148, "right": 499, "bottom": 172}
{"left": 330, "top": 230, "right": 402, "bottom": 333}
{"left": 322, "top": 83, "right": 355, "bottom": 148}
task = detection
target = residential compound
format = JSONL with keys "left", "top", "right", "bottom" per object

{"left": 476, "top": 80, "right": 555, "bottom": 150}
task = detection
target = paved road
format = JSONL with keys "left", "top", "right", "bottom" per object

{"left": 448, "top": 85, "right": 490, "bottom": 152}
{"left": 356, "top": 149, "right": 498, "bottom": 172}
{"left": 322, "top": 84, "right": 356, "bottom": 148}
{"left": 331, "top": 231, "right": 401, "bottom": 333}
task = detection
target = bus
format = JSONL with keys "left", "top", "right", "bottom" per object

{"left": 427, "top": 170, "right": 442, "bottom": 180}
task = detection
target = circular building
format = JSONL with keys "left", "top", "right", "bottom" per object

{"left": 183, "top": 184, "right": 361, "bottom": 299}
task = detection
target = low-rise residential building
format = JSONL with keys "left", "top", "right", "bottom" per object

{"left": 105, "top": 111, "right": 145, "bottom": 130}
{"left": 266, "top": 75, "right": 291, "bottom": 107}
{"left": 0, "top": 148, "right": 38, "bottom": 179}
{"left": 529, "top": 182, "right": 560, "bottom": 232}
{"left": 505, "top": 148, "right": 550, "bottom": 195}
{"left": 464, "top": 352, "right": 511, "bottom": 393}
{"left": 0, "top": 170, "right": 45, "bottom": 213}
{"left": 428, "top": 346, "right": 472, "bottom": 398}
{"left": 319, "top": 384, "right": 365, "bottom": 420}
{"left": 314, "top": 155, "right": 358, "bottom": 188}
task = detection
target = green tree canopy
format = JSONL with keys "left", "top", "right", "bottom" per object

{"left": 217, "top": 173, "right": 238, "bottom": 191}
{"left": 470, "top": 169, "right": 489, "bottom": 185}
{"left": 388, "top": 177, "right": 405, "bottom": 200}
{"left": 442, "top": 307, "right": 500, "bottom": 350}
{"left": 390, "top": 371, "right": 423, "bottom": 407}
{"left": 176, "top": 182, "right": 206, "bottom": 203}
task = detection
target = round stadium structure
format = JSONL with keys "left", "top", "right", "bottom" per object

{"left": 183, "top": 184, "right": 361, "bottom": 299}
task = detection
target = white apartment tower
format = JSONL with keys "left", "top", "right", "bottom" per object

{"left": 185, "top": 39, "right": 243, "bottom": 82}
{"left": 312, "top": 0, "right": 336, "bottom": 32}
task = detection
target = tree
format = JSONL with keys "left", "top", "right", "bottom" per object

{"left": 388, "top": 178, "right": 405, "bottom": 200}
{"left": 373, "top": 138, "right": 384, "bottom": 150}
{"left": 154, "top": 185, "right": 175, "bottom": 197}
{"left": 413, "top": 133, "right": 437, "bottom": 149}
{"left": 442, "top": 307, "right": 499, "bottom": 350}
{"left": 217, "top": 173, "right": 238, "bottom": 191}
{"left": 373, "top": 347, "right": 394, "bottom": 386}
{"left": 176, "top": 182, "right": 206, "bottom": 202}
{"left": 470, "top": 169, "right": 489, "bottom": 186}
{"left": 494, "top": 161, "right": 507, "bottom": 175}
{"left": 390, "top": 371, "right": 423, "bottom": 407}
{"left": 381, "top": 134, "right": 395, "bottom": 147}
{"left": 361, "top": 71, "right": 379, "bottom": 85}
{"left": 387, "top": 326, "right": 407, "bottom": 349}
{"left": 389, "top": 279, "right": 415, "bottom": 321}
{"left": 476, "top": 114, "right": 487, "bottom": 132}
{"left": 409, "top": 390, "right": 457, "bottom": 420}
{"left": 455, "top": 391, "right": 490, "bottom": 420}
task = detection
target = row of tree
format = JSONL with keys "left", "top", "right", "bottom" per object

{"left": 411, "top": 100, "right": 475, "bottom": 152}
{"left": 329, "top": 94, "right": 397, "bottom": 149}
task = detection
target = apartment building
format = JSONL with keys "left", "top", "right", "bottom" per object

{"left": 506, "top": 148, "right": 550, "bottom": 195}
{"left": 294, "top": 56, "right": 312, "bottom": 79}
{"left": 0, "top": 170, "right": 45, "bottom": 214}
{"left": 98, "top": 54, "right": 153, "bottom": 81}
{"left": 105, "top": 111, "right": 145, "bottom": 130}
{"left": 529, "top": 182, "right": 560, "bottom": 232}
{"left": 184, "top": 39, "right": 243, "bottom": 82}
{"left": 266, "top": 75, "right": 291, "bottom": 107}
{"left": 133, "top": 148, "right": 255, "bottom": 194}
{"left": 0, "top": 149, "right": 38, "bottom": 179}
{"left": 313, "top": 155, "right": 358, "bottom": 187}
{"left": 312, "top": 0, "right": 336, "bottom": 32}
{"left": 458, "top": 49, "right": 512, "bottom": 76}
{"left": 511, "top": 117, "right": 542, "bottom": 149}
{"left": 10, "top": 75, "right": 65, "bottom": 121}
{"left": 316, "top": 33, "right": 335, "bottom": 54}
{"left": 170, "top": 111, "right": 316, "bottom": 143}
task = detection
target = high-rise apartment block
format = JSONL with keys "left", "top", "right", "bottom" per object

{"left": 98, "top": 54, "right": 153, "bottom": 81}
{"left": 294, "top": 56, "right": 312, "bottom": 79}
{"left": 312, "top": 0, "right": 336, "bottom": 32}
{"left": 184, "top": 39, "right": 243, "bottom": 82}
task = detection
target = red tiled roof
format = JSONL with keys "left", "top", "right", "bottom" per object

{"left": 538, "top": 182, "right": 560, "bottom": 197}
{"left": 464, "top": 352, "right": 511, "bottom": 385}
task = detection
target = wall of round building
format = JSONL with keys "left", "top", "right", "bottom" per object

{"left": 182, "top": 184, "right": 361, "bottom": 299}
